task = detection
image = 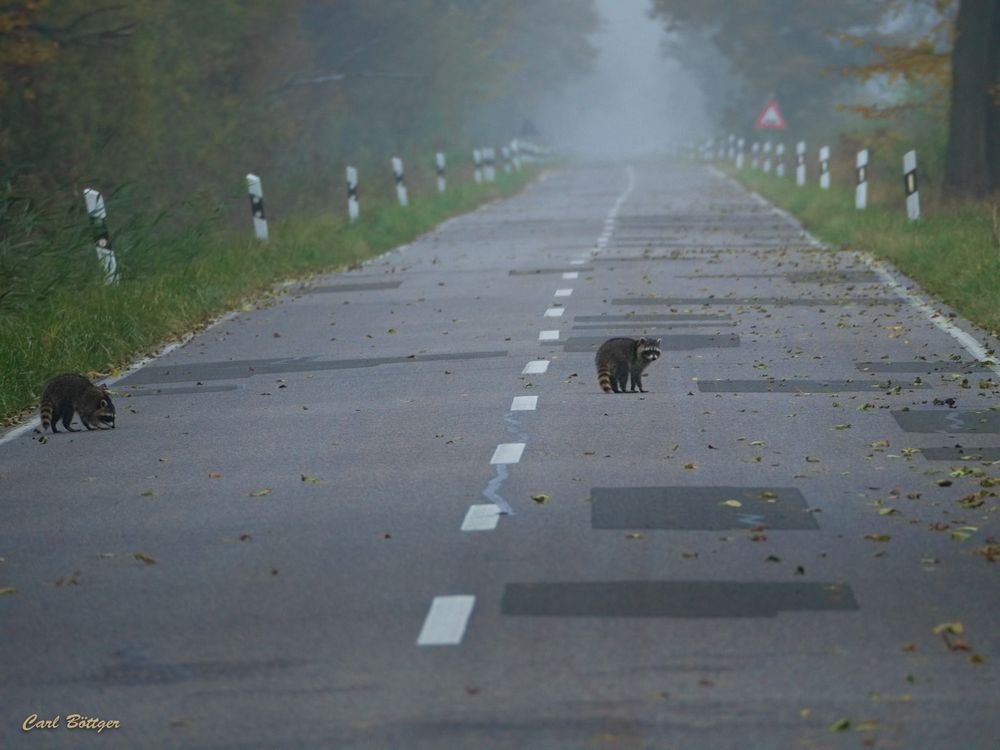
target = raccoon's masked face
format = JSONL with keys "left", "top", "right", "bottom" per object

{"left": 95, "top": 394, "right": 116, "bottom": 428}
{"left": 637, "top": 337, "right": 662, "bottom": 362}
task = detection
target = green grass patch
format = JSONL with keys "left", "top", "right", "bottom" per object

{"left": 726, "top": 166, "right": 1000, "bottom": 339}
{"left": 1, "top": 169, "right": 537, "bottom": 425}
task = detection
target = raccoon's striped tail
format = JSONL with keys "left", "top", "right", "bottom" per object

{"left": 39, "top": 400, "right": 53, "bottom": 432}
{"left": 596, "top": 366, "right": 613, "bottom": 393}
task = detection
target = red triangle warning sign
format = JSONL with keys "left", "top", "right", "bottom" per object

{"left": 755, "top": 100, "right": 787, "bottom": 129}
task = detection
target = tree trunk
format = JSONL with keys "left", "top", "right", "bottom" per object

{"left": 944, "top": 0, "right": 1000, "bottom": 197}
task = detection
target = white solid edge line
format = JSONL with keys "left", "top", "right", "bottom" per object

{"left": 736, "top": 178, "right": 1000, "bottom": 376}
{"left": 554, "top": 288, "right": 573, "bottom": 297}
{"left": 490, "top": 442, "right": 525, "bottom": 464}
{"left": 510, "top": 395, "right": 538, "bottom": 411}
{"left": 522, "top": 360, "right": 549, "bottom": 374}
{"left": 461, "top": 504, "right": 501, "bottom": 532}
{"left": 416, "top": 595, "right": 476, "bottom": 645}
{"left": 539, "top": 330, "right": 559, "bottom": 341}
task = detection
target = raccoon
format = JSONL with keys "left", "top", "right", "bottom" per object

{"left": 595, "top": 337, "right": 662, "bottom": 393}
{"left": 38, "top": 374, "right": 115, "bottom": 433}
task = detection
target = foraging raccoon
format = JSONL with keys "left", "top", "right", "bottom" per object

{"left": 595, "top": 337, "right": 662, "bottom": 393}
{"left": 38, "top": 374, "right": 115, "bottom": 433}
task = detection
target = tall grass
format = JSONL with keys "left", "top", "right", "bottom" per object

{"left": 0, "top": 167, "right": 537, "bottom": 424}
{"left": 727, "top": 163, "right": 1000, "bottom": 343}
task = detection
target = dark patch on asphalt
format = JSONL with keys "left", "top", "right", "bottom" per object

{"left": 575, "top": 314, "right": 730, "bottom": 322}
{"left": 591, "top": 254, "right": 720, "bottom": 262}
{"left": 612, "top": 296, "right": 897, "bottom": 307}
{"left": 120, "top": 351, "right": 508, "bottom": 385}
{"left": 697, "top": 379, "right": 926, "bottom": 393}
{"left": 118, "top": 385, "right": 239, "bottom": 397}
{"left": 856, "top": 361, "right": 995, "bottom": 374}
{"left": 891, "top": 410, "right": 1000, "bottom": 434}
{"left": 501, "top": 581, "right": 857, "bottom": 618}
{"left": 89, "top": 657, "right": 301, "bottom": 686}
{"left": 560, "top": 335, "right": 739, "bottom": 352}
{"left": 306, "top": 281, "right": 402, "bottom": 294}
{"left": 674, "top": 271, "right": 877, "bottom": 283}
{"left": 508, "top": 267, "right": 595, "bottom": 275}
{"left": 920, "top": 446, "right": 1000, "bottom": 461}
{"left": 591, "top": 486, "right": 818, "bottom": 530}
{"left": 572, "top": 322, "right": 737, "bottom": 330}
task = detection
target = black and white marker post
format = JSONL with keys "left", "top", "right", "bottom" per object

{"left": 501, "top": 146, "right": 511, "bottom": 173}
{"left": 855, "top": 149, "right": 868, "bottom": 210}
{"left": 435, "top": 153, "right": 446, "bottom": 193}
{"left": 391, "top": 157, "right": 408, "bottom": 207}
{"left": 473, "top": 149, "right": 483, "bottom": 184}
{"left": 796, "top": 141, "right": 806, "bottom": 187}
{"left": 346, "top": 166, "right": 360, "bottom": 222}
{"left": 736, "top": 138, "right": 745, "bottom": 169}
{"left": 903, "top": 150, "right": 920, "bottom": 221}
{"left": 511, "top": 140, "right": 522, "bottom": 170}
{"left": 728, "top": 134, "right": 736, "bottom": 161}
{"left": 82, "top": 188, "right": 119, "bottom": 284}
{"left": 484, "top": 148, "right": 496, "bottom": 182}
{"left": 751, "top": 141, "right": 760, "bottom": 169}
{"left": 775, "top": 143, "right": 785, "bottom": 178}
{"left": 246, "top": 173, "right": 268, "bottom": 241}
{"left": 819, "top": 145, "right": 830, "bottom": 190}
{"left": 763, "top": 141, "right": 772, "bottom": 173}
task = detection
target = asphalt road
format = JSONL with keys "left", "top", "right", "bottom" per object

{"left": 2, "top": 162, "right": 999, "bottom": 749}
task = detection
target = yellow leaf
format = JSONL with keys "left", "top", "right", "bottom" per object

{"left": 878, "top": 508, "right": 897, "bottom": 516}
{"left": 683, "top": 463, "right": 697, "bottom": 469}
{"left": 932, "top": 621, "right": 963, "bottom": 635}
{"left": 626, "top": 532, "right": 642, "bottom": 540}
{"left": 133, "top": 552, "right": 157, "bottom": 565}
{"left": 300, "top": 475, "right": 322, "bottom": 484}
{"left": 829, "top": 718, "right": 851, "bottom": 732}
{"left": 531, "top": 494, "right": 550, "bottom": 504}
{"left": 864, "top": 534, "right": 891, "bottom": 542}
{"left": 760, "top": 490, "right": 778, "bottom": 499}
{"left": 722, "top": 500, "right": 742, "bottom": 507}
{"left": 208, "top": 471, "right": 222, "bottom": 479}
{"left": 249, "top": 488, "right": 272, "bottom": 497}
{"left": 0, "top": 587, "right": 17, "bottom": 595}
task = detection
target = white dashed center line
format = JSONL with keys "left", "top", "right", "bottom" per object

{"left": 416, "top": 596, "right": 476, "bottom": 646}
{"left": 554, "top": 288, "right": 573, "bottom": 297}
{"left": 490, "top": 443, "right": 525, "bottom": 464}
{"left": 539, "top": 330, "right": 560, "bottom": 341}
{"left": 522, "top": 360, "right": 550, "bottom": 374}
{"left": 461, "top": 504, "right": 501, "bottom": 532}
{"left": 562, "top": 272, "right": 579, "bottom": 280}
{"left": 510, "top": 396, "right": 537, "bottom": 411}
{"left": 543, "top": 307, "right": 564, "bottom": 317}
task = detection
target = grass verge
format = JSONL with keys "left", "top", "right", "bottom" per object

{"left": 1, "top": 169, "right": 538, "bottom": 425}
{"left": 725, "top": 166, "right": 1000, "bottom": 339}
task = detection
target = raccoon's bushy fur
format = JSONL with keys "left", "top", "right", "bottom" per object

{"left": 38, "top": 374, "right": 115, "bottom": 433}
{"left": 595, "top": 337, "right": 662, "bottom": 393}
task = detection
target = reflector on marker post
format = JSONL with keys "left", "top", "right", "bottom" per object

{"left": 903, "top": 150, "right": 920, "bottom": 221}
{"left": 435, "top": 153, "right": 446, "bottom": 193}
{"left": 473, "top": 149, "right": 482, "bottom": 184}
{"left": 763, "top": 141, "right": 772, "bottom": 173}
{"left": 855, "top": 149, "right": 868, "bottom": 210}
{"left": 391, "top": 157, "right": 408, "bottom": 207}
{"left": 819, "top": 146, "right": 830, "bottom": 190}
{"left": 796, "top": 142, "right": 806, "bottom": 187}
{"left": 82, "top": 188, "right": 119, "bottom": 284}
{"left": 246, "top": 173, "right": 268, "bottom": 241}
{"left": 346, "top": 166, "right": 359, "bottom": 222}
{"left": 736, "top": 138, "right": 745, "bottom": 170}
{"left": 775, "top": 143, "right": 785, "bottom": 178}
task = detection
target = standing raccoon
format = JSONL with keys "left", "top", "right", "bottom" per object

{"left": 595, "top": 337, "right": 662, "bottom": 393}
{"left": 38, "top": 374, "right": 115, "bottom": 433}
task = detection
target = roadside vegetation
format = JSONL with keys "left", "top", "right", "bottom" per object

{"left": 727, "top": 154, "right": 1000, "bottom": 339}
{"left": 0, "top": 166, "right": 537, "bottom": 425}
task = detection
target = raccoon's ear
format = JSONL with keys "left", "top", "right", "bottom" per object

{"left": 655, "top": 338, "right": 662, "bottom": 346}
{"left": 637, "top": 337, "right": 646, "bottom": 345}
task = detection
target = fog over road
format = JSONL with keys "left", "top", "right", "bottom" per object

{"left": 3, "top": 162, "right": 999, "bottom": 749}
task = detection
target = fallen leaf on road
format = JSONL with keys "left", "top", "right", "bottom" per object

{"left": 864, "top": 534, "right": 891, "bottom": 542}
{"left": 722, "top": 499, "right": 742, "bottom": 507}
{"left": 133, "top": 552, "right": 157, "bottom": 565}
{"left": 829, "top": 718, "right": 851, "bottom": 732}
{"left": 626, "top": 532, "right": 642, "bottom": 540}
{"left": 208, "top": 472, "right": 222, "bottom": 479}
{"left": 683, "top": 463, "right": 697, "bottom": 469}
{"left": 0, "top": 587, "right": 16, "bottom": 595}
{"left": 301, "top": 475, "right": 322, "bottom": 484}
{"left": 532, "top": 494, "right": 550, "bottom": 504}
{"left": 249, "top": 488, "right": 272, "bottom": 497}
{"left": 932, "top": 622, "right": 963, "bottom": 635}
{"left": 878, "top": 508, "right": 897, "bottom": 516}
{"left": 141, "top": 489, "right": 155, "bottom": 497}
